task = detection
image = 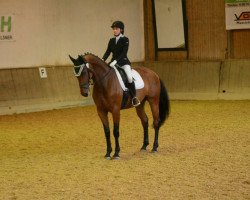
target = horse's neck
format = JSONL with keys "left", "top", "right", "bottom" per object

{"left": 85, "top": 56, "right": 118, "bottom": 101}
{"left": 85, "top": 55, "right": 111, "bottom": 83}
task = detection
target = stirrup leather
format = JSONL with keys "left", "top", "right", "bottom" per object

{"left": 132, "top": 97, "right": 140, "bottom": 107}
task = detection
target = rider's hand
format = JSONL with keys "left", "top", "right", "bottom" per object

{"left": 110, "top": 60, "right": 117, "bottom": 67}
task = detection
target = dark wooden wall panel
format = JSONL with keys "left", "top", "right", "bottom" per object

{"left": 186, "top": 0, "right": 227, "bottom": 59}
{"left": 157, "top": 51, "right": 187, "bottom": 60}
{"left": 187, "top": 0, "right": 225, "bottom": 20}
{"left": 231, "top": 30, "right": 250, "bottom": 59}
{"left": 144, "top": 0, "right": 155, "bottom": 61}
{"left": 188, "top": 20, "right": 227, "bottom": 60}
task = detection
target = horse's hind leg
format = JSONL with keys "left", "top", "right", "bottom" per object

{"left": 136, "top": 100, "right": 149, "bottom": 151}
{"left": 148, "top": 98, "right": 160, "bottom": 152}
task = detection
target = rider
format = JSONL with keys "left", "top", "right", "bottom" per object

{"left": 102, "top": 21, "right": 140, "bottom": 107}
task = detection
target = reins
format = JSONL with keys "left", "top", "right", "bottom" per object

{"left": 98, "top": 65, "right": 113, "bottom": 83}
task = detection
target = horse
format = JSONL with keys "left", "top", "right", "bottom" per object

{"left": 69, "top": 53, "right": 170, "bottom": 159}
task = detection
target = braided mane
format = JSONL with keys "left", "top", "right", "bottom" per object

{"left": 82, "top": 52, "right": 110, "bottom": 68}
{"left": 82, "top": 52, "right": 101, "bottom": 60}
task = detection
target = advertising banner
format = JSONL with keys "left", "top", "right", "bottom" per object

{"left": 0, "top": 14, "right": 14, "bottom": 41}
{"left": 225, "top": 0, "right": 250, "bottom": 30}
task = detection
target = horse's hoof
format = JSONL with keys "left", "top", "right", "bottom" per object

{"left": 105, "top": 156, "right": 112, "bottom": 160}
{"left": 151, "top": 150, "right": 158, "bottom": 154}
{"left": 112, "top": 156, "right": 120, "bottom": 160}
{"left": 140, "top": 148, "right": 147, "bottom": 152}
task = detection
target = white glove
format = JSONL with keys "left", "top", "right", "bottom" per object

{"left": 110, "top": 60, "right": 117, "bottom": 67}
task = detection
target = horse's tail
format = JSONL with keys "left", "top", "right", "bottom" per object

{"left": 158, "top": 79, "right": 170, "bottom": 128}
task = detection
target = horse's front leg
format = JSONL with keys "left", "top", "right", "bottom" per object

{"left": 103, "top": 124, "right": 112, "bottom": 159}
{"left": 112, "top": 109, "right": 121, "bottom": 159}
{"left": 97, "top": 108, "right": 112, "bottom": 159}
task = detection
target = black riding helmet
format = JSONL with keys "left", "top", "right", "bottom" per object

{"left": 111, "top": 21, "right": 124, "bottom": 34}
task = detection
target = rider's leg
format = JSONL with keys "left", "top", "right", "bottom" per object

{"left": 122, "top": 65, "right": 140, "bottom": 107}
{"left": 122, "top": 65, "right": 133, "bottom": 83}
{"left": 129, "top": 82, "right": 141, "bottom": 107}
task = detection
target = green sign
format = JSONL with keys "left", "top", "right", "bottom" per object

{"left": 1, "top": 16, "right": 12, "bottom": 32}
{"left": 0, "top": 15, "right": 14, "bottom": 41}
{"left": 225, "top": 0, "right": 250, "bottom": 3}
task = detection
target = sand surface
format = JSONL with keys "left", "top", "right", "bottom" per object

{"left": 0, "top": 101, "right": 249, "bottom": 200}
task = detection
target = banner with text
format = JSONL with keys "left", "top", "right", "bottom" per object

{"left": 225, "top": 0, "right": 250, "bottom": 30}
{"left": 0, "top": 14, "right": 14, "bottom": 41}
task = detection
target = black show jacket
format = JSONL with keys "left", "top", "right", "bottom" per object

{"left": 102, "top": 36, "right": 131, "bottom": 66}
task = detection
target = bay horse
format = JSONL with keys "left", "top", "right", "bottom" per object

{"left": 69, "top": 53, "right": 170, "bottom": 159}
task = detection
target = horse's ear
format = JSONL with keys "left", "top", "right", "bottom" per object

{"left": 69, "top": 55, "right": 76, "bottom": 64}
{"left": 78, "top": 55, "right": 85, "bottom": 63}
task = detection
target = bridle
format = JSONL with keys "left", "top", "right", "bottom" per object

{"left": 73, "top": 62, "right": 113, "bottom": 89}
{"left": 73, "top": 63, "right": 92, "bottom": 90}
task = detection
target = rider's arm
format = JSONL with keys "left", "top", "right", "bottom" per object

{"left": 116, "top": 37, "right": 129, "bottom": 63}
{"left": 102, "top": 39, "right": 112, "bottom": 61}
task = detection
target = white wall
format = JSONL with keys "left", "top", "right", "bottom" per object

{"left": 0, "top": 0, "right": 144, "bottom": 68}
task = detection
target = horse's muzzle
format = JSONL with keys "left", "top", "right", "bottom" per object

{"left": 80, "top": 83, "right": 89, "bottom": 97}
{"left": 81, "top": 91, "right": 89, "bottom": 97}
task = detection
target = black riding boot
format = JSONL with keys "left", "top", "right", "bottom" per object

{"left": 128, "top": 82, "right": 140, "bottom": 107}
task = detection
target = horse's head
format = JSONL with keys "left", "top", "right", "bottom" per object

{"left": 69, "top": 55, "right": 91, "bottom": 97}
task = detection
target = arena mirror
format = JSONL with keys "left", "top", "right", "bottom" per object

{"left": 152, "top": 0, "right": 187, "bottom": 50}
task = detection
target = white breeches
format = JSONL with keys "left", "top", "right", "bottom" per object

{"left": 121, "top": 64, "right": 133, "bottom": 83}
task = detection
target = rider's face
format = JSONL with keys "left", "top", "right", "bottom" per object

{"left": 113, "top": 27, "right": 121, "bottom": 36}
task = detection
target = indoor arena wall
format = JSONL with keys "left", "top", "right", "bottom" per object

{"left": 0, "top": 0, "right": 144, "bottom": 115}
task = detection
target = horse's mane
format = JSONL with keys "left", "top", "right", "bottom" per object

{"left": 82, "top": 52, "right": 100, "bottom": 59}
{"left": 82, "top": 52, "right": 110, "bottom": 68}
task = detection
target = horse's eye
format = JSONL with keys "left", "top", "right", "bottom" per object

{"left": 74, "top": 67, "right": 81, "bottom": 74}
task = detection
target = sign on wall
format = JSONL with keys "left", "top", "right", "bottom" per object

{"left": 225, "top": 0, "right": 250, "bottom": 30}
{"left": 0, "top": 14, "right": 14, "bottom": 41}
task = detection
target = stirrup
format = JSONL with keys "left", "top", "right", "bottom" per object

{"left": 132, "top": 97, "right": 140, "bottom": 107}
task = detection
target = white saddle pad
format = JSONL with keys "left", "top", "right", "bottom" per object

{"left": 111, "top": 66, "right": 144, "bottom": 91}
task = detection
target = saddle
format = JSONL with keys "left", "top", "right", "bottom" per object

{"left": 116, "top": 65, "right": 129, "bottom": 87}
{"left": 112, "top": 64, "right": 144, "bottom": 91}
{"left": 113, "top": 64, "right": 144, "bottom": 109}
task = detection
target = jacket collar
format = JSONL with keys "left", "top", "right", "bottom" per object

{"left": 115, "top": 34, "right": 124, "bottom": 43}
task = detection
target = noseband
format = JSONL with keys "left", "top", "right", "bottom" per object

{"left": 73, "top": 63, "right": 89, "bottom": 76}
{"left": 73, "top": 63, "right": 92, "bottom": 90}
